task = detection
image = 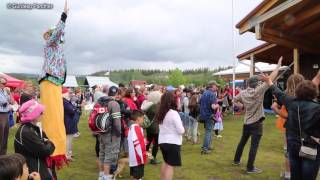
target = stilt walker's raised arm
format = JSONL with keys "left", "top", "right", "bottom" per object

{"left": 46, "top": 13, "right": 67, "bottom": 46}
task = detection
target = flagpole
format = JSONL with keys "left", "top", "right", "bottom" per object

{"left": 232, "top": 0, "right": 236, "bottom": 114}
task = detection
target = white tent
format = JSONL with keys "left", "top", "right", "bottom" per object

{"left": 85, "top": 76, "right": 118, "bottom": 87}
{"left": 63, "top": 75, "right": 78, "bottom": 87}
{"left": 213, "top": 60, "right": 287, "bottom": 76}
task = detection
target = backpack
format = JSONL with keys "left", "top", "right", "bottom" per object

{"left": 88, "top": 97, "right": 113, "bottom": 133}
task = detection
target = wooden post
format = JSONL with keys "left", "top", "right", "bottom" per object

{"left": 293, "top": 48, "right": 300, "bottom": 73}
{"left": 250, "top": 54, "right": 255, "bottom": 76}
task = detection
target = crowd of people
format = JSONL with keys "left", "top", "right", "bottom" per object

{"left": 1, "top": 65, "right": 320, "bottom": 180}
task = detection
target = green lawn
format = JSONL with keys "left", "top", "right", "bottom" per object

{"left": 7, "top": 114, "right": 287, "bottom": 180}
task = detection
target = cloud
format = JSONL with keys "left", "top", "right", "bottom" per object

{"left": 0, "top": 0, "right": 263, "bottom": 75}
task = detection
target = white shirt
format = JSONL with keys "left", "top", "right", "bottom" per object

{"left": 159, "top": 109, "right": 185, "bottom": 145}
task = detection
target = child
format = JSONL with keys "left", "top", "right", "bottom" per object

{"left": 128, "top": 110, "right": 147, "bottom": 180}
{"left": 213, "top": 106, "right": 223, "bottom": 138}
{"left": 14, "top": 99, "right": 55, "bottom": 180}
{"left": 0, "top": 153, "right": 41, "bottom": 180}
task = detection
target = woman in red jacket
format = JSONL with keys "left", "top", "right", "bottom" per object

{"left": 123, "top": 88, "right": 138, "bottom": 111}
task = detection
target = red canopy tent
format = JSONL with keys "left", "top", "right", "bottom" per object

{"left": 0, "top": 72, "right": 25, "bottom": 88}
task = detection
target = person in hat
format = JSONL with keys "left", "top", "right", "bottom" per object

{"left": 62, "top": 88, "right": 77, "bottom": 161}
{"left": 199, "top": 80, "right": 220, "bottom": 154}
{"left": 98, "top": 86, "right": 122, "bottom": 180}
{"left": 14, "top": 99, "right": 55, "bottom": 180}
{"left": 233, "top": 57, "right": 282, "bottom": 174}
{"left": 38, "top": 0, "right": 69, "bottom": 169}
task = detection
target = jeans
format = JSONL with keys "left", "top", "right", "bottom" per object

{"left": 287, "top": 139, "right": 320, "bottom": 180}
{"left": 0, "top": 113, "right": 9, "bottom": 155}
{"left": 187, "top": 117, "right": 198, "bottom": 143}
{"left": 179, "top": 112, "right": 190, "bottom": 137}
{"left": 202, "top": 118, "right": 213, "bottom": 151}
{"left": 66, "top": 134, "right": 73, "bottom": 158}
{"left": 234, "top": 122, "right": 263, "bottom": 170}
{"left": 74, "top": 111, "right": 81, "bottom": 133}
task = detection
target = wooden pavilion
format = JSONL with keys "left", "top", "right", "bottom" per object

{"left": 236, "top": 0, "right": 320, "bottom": 80}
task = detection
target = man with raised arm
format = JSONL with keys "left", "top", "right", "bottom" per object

{"left": 233, "top": 57, "right": 282, "bottom": 174}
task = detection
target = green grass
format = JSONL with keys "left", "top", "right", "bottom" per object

{"left": 7, "top": 114, "right": 286, "bottom": 180}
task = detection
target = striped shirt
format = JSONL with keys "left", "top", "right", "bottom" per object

{"left": 128, "top": 124, "right": 147, "bottom": 167}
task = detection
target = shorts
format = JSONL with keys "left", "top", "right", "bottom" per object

{"left": 159, "top": 143, "right": 181, "bottom": 166}
{"left": 98, "top": 134, "right": 121, "bottom": 164}
{"left": 130, "top": 165, "right": 144, "bottom": 179}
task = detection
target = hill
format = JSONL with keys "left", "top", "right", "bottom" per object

{"left": 7, "top": 67, "right": 231, "bottom": 87}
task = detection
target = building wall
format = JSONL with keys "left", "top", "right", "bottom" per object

{"left": 300, "top": 53, "right": 320, "bottom": 80}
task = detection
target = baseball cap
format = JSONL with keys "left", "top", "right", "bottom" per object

{"left": 247, "top": 75, "right": 261, "bottom": 88}
{"left": 108, "top": 86, "right": 119, "bottom": 96}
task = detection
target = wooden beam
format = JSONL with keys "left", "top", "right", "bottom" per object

{"left": 249, "top": 0, "right": 303, "bottom": 30}
{"left": 255, "top": 24, "right": 262, "bottom": 39}
{"left": 237, "top": 0, "right": 278, "bottom": 34}
{"left": 260, "top": 28, "right": 320, "bottom": 53}
{"left": 250, "top": 54, "right": 255, "bottom": 76}
{"left": 282, "top": 2, "right": 320, "bottom": 31}
{"left": 238, "top": 43, "right": 277, "bottom": 60}
{"left": 293, "top": 48, "right": 300, "bottom": 73}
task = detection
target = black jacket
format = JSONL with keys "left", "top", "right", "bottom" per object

{"left": 146, "top": 104, "right": 159, "bottom": 134}
{"left": 271, "top": 85, "right": 320, "bottom": 146}
{"left": 14, "top": 123, "right": 55, "bottom": 180}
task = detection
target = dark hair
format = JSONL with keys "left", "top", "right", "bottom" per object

{"left": 0, "top": 153, "right": 26, "bottom": 180}
{"left": 124, "top": 88, "right": 134, "bottom": 98}
{"left": 131, "top": 110, "right": 145, "bottom": 121}
{"left": 188, "top": 94, "right": 199, "bottom": 112}
{"left": 155, "top": 92, "right": 177, "bottom": 124}
{"left": 118, "top": 83, "right": 125, "bottom": 88}
{"left": 295, "top": 80, "right": 319, "bottom": 101}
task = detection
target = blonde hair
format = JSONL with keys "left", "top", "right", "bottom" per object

{"left": 285, "top": 74, "right": 305, "bottom": 96}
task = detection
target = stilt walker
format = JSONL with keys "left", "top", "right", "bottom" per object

{"left": 39, "top": 0, "right": 69, "bottom": 177}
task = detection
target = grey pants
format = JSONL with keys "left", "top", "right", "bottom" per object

{"left": 98, "top": 134, "right": 121, "bottom": 165}
{"left": 0, "top": 113, "right": 9, "bottom": 155}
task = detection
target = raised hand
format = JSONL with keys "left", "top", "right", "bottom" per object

{"left": 259, "top": 73, "right": 273, "bottom": 86}
{"left": 64, "top": 0, "right": 69, "bottom": 14}
{"left": 312, "top": 69, "right": 320, "bottom": 86}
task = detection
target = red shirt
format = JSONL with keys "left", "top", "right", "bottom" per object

{"left": 123, "top": 97, "right": 138, "bottom": 111}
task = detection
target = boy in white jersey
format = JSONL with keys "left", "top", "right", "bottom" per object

{"left": 128, "top": 110, "right": 147, "bottom": 180}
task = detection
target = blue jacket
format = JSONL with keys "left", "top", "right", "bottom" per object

{"left": 200, "top": 89, "right": 217, "bottom": 120}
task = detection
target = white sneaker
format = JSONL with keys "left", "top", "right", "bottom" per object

{"left": 216, "top": 135, "right": 223, "bottom": 138}
{"left": 73, "top": 132, "right": 80, "bottom": 138}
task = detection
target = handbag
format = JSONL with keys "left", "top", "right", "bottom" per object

{"left": 297, "top": 106, "right": 318, "bottom": 160}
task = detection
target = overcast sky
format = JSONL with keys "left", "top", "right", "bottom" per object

{"left": 0, "top": 0, "right": 263, "bottom": 75}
